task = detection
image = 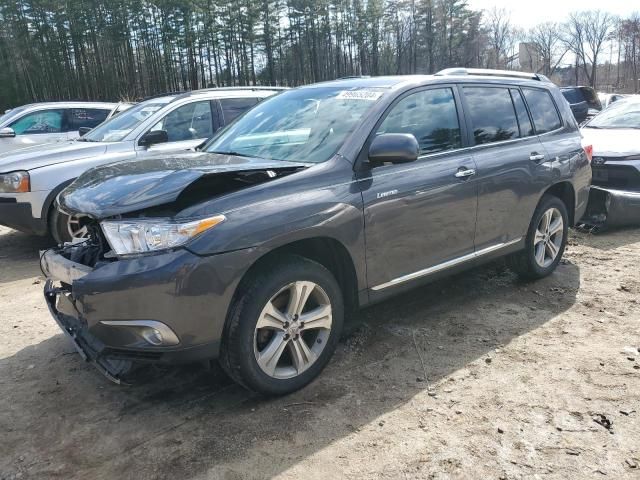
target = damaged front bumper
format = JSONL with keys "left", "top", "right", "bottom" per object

{"left": 41, "top": 244, "right": 255, "bottom": 383}
{"left": 581, "top": 186, "right": 640, "bottom": 228}
{"left": 44, "top": 280, "right": 131, "bottom": 383}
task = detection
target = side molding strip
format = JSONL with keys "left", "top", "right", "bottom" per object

{"left": 370, "top": 237, "right": 523, "bottom": 291}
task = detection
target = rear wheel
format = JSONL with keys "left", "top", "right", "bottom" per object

{"left": 220, "top": 255, "right": 344, "bottom": 395}
{"left": 508, "top": 194, "right": 569, "bottom": 280}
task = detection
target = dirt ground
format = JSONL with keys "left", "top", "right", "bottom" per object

{"left": 1, "top": 224, "right": 639, "bottom": 480}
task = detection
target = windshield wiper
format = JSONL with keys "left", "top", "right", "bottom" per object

{"left": 209, "top": 150, "right": 251, "bottom": 158}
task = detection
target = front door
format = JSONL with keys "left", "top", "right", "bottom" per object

{"left": 0, "top": 108, "right": 69, "bottom": 153}
{"left": 138, "top": 100, "right": 217, "bottom": 157}
{"left": 361, "top": 86, "right": 478, "bottom": 292}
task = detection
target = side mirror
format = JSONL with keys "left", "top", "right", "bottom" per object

{"left": 139, "top": 130, "right": 169, "bottom": 147}
{"left": 78, "top": 127, "right": 92, "bottom": 137}
{"left": 368, "top": 133, "right": 419, "bottom": 165}
{"left": 0, "top": 127, "right": 16, "bottom": 138}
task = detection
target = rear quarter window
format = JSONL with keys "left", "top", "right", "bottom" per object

{"left": 522, "top": 88, "right": 562, "bottom": 134}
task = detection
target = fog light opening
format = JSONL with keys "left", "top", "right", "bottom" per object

{"left": 100, "top": 320, "right": 180, "bottom": 346}
{"left": 142, "top": 327, "right": 164, "bottom": 346}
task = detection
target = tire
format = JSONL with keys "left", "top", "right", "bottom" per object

{"left": 50, "top": 208, "right": 90, "bottom": 244}
{"left": 508, "top": 194, "right": 569, "bottom": 280}
{"left": 220, "top": 254, "right": 344, "bottom": 396}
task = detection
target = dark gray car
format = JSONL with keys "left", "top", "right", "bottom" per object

{"left": 41, "top": 69, "right": 591, "bottom": 395}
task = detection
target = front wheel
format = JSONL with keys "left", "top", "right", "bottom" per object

{"left": 220, "top": 255, "right": 344, "bottom": 395}
{"left": 50, "top": 208, "right": 90, "bottom": 244}
{"left": 508, "top": 194, "right": 569, "bottom": 280}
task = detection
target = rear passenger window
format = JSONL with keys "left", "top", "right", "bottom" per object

{"left": 220, "top": 98, "right": 259, "bottom": 124}
{"left": 376, "top": 88, "right": 462, "bottom": 156}
{"left": 522, "top": 88, "right": 562, "bottom": 134}
{"left": 463, "top": 87, "right": 519, "bottom": 145}
{"left": 510, "top": 89, "right": 534, "bottom": 137}
{"left": 70, "top": 108, "right": 110, "bottom": 130}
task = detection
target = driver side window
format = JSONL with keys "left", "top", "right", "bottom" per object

{"left": 150, "top": 101, "right": 213, "bottom": 142}
{"left": 377, "top": 88, "right": 462, "bottom": 156}
{"left": 10, "top": 109, "right": 65, "bottom": 135}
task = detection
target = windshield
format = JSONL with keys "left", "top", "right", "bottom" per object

{"left": 585, "top": 100, "right": 640, "bottom": 129}
{"left": 83, "top": 99, "right": 171, "bottom": 142}
{"left": 205, "top": 87, "right": 385, "bottom": 163}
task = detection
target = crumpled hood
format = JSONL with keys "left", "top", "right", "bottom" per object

{"left": 59, "top": 152, "right": 309, "bottom": 218}
{"left": 0, "top": 140, "right": 109, "bottom": 172}
{"left": 581, "top": 128, "right": 640, "bottom": 157}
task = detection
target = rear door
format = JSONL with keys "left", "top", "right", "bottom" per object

{"left": 522, "top": 87, "right": 585, "bottom": 207}
{"left": 361, "top": 85, "right": 478, "bottom": 292}
{"left": 68, "top": 108, "right": 110, "bottom": 139}
{"left": 461, "top": 85, "right": 547, "bottom": 249}
{"left": 217, "top": 97, "right": 260, "bottom": 127}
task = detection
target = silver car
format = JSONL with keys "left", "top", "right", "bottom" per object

{"left": 0, "top": 88, "right": 284, "bottom": 242}
{"left": 0, "top": 102, "right": 130, "bottom": 154}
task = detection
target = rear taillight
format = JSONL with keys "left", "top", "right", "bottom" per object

{"left": 583, "top": 144, "right": 593, "bottom": 163}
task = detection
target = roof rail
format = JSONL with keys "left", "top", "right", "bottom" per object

{"left": 193, "top": 86, "right": 288, "bottom": 93}
{"left": 336, "top": 75, "right": 371, "bottom": 80}
{"left": 435, "top": 68, "right": 550, "bottom": 83}
{"left": 142, "top": 86, "right": 287, "bottom": 101}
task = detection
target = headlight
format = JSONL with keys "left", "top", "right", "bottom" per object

{"left": 0, "top": 171, "right": 30, "bottom": 193}
{"left": 101, "top": 215, "right": 226, "bottom": 255}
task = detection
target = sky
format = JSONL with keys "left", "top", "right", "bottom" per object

{"left": 467, "top": 0, "right": 638, "bottom": 29}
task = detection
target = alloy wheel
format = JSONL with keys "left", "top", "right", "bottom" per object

{"left": 533, "top": 207, "right": 563, "bottom": 268}
{"left": 253, "top": 281, "right": 332, "bottom": 379}
{"left": 66, "top": 214, "right": 90, "bottom": 240}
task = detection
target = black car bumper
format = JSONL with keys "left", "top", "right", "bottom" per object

{"left": 582, "top": 186, "right": 640, "bottom": 228}
{"left": 41, "top": 245, "right": 258, "bottom": 382}
{"left": 0, "top": 199, "right": 47, "bottom": 235}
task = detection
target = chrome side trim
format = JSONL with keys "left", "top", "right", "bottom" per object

{"left": 370, "top": 237, "right": 523, "bottom": 291}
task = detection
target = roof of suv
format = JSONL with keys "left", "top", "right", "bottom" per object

{"left": 302, "top": 69, "right": 554, "bottom": 91}
{"left": 148, "top": 87, "right": 287, "bottom": 104}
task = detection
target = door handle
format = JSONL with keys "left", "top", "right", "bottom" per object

{"left": 455, "top": 167, "right": 476, "bottom": 179}
{"left": 530, "top": 152, "right": 546, "bottom": 162}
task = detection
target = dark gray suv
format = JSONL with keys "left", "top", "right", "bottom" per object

{"left": 41, "top": 69, "right": 592, "bottom": 394}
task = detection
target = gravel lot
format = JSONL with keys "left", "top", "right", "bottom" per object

{"left": 1, "top": 225, "right": 639, "bottom": 480}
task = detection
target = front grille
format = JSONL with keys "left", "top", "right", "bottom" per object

{"left": 591, "top": 165, "right": 640, "bottom": 189}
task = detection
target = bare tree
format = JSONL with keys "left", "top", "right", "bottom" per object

{"left": 526, "top": 22, "right": 568, "bottom": 77}
{"left": 564, "top": 10, "right": 615, "bottom": 87}
{"left": 485, "top": 7, "right": 514, "bottom": 69}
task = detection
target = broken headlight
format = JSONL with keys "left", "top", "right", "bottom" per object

{"left": 100, "top": 215, "right": 226, "bottom": 255}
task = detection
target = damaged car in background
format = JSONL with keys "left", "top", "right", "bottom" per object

{"left": 581, "top": 96, "right": 640, "bottom": 228}
{"left": 40, "top": 72, "right": 590, "bottom": 395}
